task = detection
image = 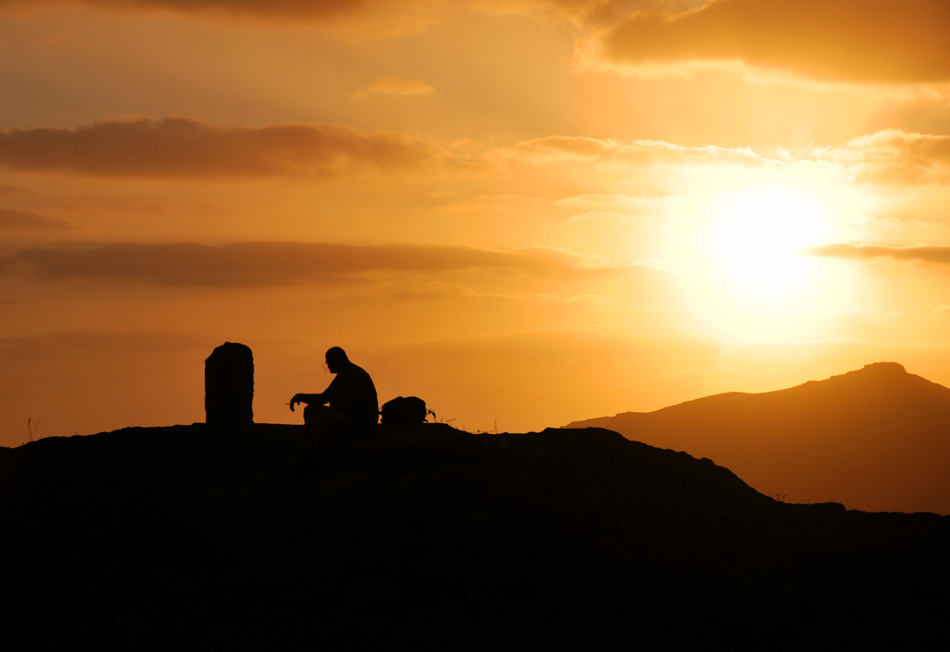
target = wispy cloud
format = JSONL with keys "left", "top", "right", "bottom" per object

{"left": 0, "top": 208, "right": 75, "bottom": 231}
{"left": 806, "top": 243, "right": 950, "bottom": 265}
{"left": 0, "top": 0, "right": 378, "bottom": 20}
{"left": 7, "top": 120, "right": 942, "bottom": 188}
{"left": 389, "top": 281, "right": 610, "bottom": 305}
{"left": 493, "top": 135, "right": 763, "bottom": 166}
{"left": 0, "top": 182, "right": 33, "bottom": 197}
{"left": 491, "top": 129, "right": 950, "bottom": 190}
{"left": 0, "top": 241, "right": 616, "bottom": 288}
{"left": 0, "top": 117, "right": 442, "bottom": 180}
{"left": 810, "top": 130, "right": 950, "bottom": 185}
{"left": 441, "top": 194, "right": 552, "bottom": 216}
{"left": 0, "top": 328, "right": 206, "bottom": 357}
{"left": 555, "top": 193, "right": 679, "bottom": 216}
{"left": 354, "top": 76, "right": 436, "bottom": 98}
{"left": 476, "top": 0, "right": 678, "bottom": 26}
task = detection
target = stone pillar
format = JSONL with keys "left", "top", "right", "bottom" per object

{"left": 205, "top": 342, "right": 254, "bottom": 427}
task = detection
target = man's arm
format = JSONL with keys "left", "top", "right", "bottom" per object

{"left": 290, "top": 373, "right": 341, "bottom": 411}
{"left": 289, "top": 392, "right": 328, "bottom": 412}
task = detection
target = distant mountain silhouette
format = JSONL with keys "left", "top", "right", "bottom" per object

{"left": 567, "top": 362, "right": 950, "bottom": 514}
{"left": 3, "top": 423, "right": 950, "bottom": 649}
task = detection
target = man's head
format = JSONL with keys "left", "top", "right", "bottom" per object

{"left": 325, "top": 346, "right": 349, "bottom": 373}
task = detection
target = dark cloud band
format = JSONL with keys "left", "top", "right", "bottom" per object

{"left": 0, "top": 0, "right": 374, "bottom": 19}
{"left": 603, "top": 0, "right": 950, "bottom": 84}
{"left": 0, "top": 118, "right": 441, "bottom": 179}
{"left": 0, "top": 241, "right": 612, "bottom": 287}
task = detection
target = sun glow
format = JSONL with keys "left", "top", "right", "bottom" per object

{"left": 674, "top": 185, "right": 845, "bottom": 338}
{"left": 702, "top": 187, "right": 830, "bottom": 301}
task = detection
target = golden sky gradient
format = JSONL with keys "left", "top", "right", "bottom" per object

{"left": 2, "top": 0, "right": 950, "bottom": 445}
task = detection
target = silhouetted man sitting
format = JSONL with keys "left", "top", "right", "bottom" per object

{"left": 289, "top": 347, "right": 378, "bottom": 436}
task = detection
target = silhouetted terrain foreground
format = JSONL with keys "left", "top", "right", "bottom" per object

{"left": 3, "top": 424, "right": 950, "bottom": 650}
{"left": 568, "top": 362, "right": 950, "bottom": 514}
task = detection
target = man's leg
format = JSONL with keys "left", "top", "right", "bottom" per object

{"left": 303, "top": 404, "right": 354, "bottom": 435}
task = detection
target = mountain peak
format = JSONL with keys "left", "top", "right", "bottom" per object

{"left": 815, "top": 361, "right": 948, "bottom": 398}
{"left": 566, "top": 361, "right": 950, "bottom": 513}
{"left": 856, "top": 361, "right": 906, "bottom": 375}
{"left": 823, "top": 361, "right": 909, "bottom": 387}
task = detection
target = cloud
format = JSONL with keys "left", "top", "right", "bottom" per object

{"left": 492, "top": 134, "right": 765, "bottom": 167}
{"left": 0, "top": 0, "right": 380, "bottom": 20}
{"left": 0, "top": 182, "right": 32, "bottom": 197}
{"left": 493, "top": 129, "right": 950, "bottom": 188}
{"left": 6, "top": 119, "right": 944, "bottom": 190}
{"left": 0, "top": 328, "right": 205, "bottom": 357}
{"left": 599, "top": 0, "right": 950, "bottom": 84}
{"left": 2, "top": 0, "right": 655, "bottom": 23}
{"left": 0, "top": 0, "right": 454, "bottom": 36}
{"left": 810, "top": 130, "right": 950, "bottom": 185}
{"left": 354, "top": 77, "right": 436, "bottom": 98}
{"left": 806, "top": 243, "right": 950, "bottom": 265}
{"left": 389, "top": 281, "right": 610, "bottom": 305}
{"left": 555, "top": 193, "right": 680, "bottom": 217}
{"left": 441, "top": 194, "right": 552, "bottom": 216}
{"left": 0, "top": 241, "right": 617, "bottom": 287}
{"left": 0, "top": 208, "right": 75, "bottom": 231}
{"left": 9, "top": 1, "right": 945, "bottom": 87}
{"left": 0, "top": 117, "right": 442, "bottom": 180}
{"left": 476, "top": 0, "right": 684, "bottom": 26}
{"left": 440, "top": 193, "right": 676, "bottom": 222}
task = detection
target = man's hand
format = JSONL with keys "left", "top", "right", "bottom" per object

{"left": 289, "top": 393, "right": 304, "bottom": 412}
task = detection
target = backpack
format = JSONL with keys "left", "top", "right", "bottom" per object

{"left": 380, "top": 396, "right": 434, "bottom": 426}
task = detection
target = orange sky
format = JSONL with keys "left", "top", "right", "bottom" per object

{"left": 2, "top": 0, "right": 950, "bottom": 445}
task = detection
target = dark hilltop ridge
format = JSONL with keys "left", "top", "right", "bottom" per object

{"left": 3, "top": 422, "right": 950, "bottom": 650}
{"left": 568, "top": 362, "right": 950, "bottom": 515}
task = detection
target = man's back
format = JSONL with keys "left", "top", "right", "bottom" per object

{"left": 324, "top": 361, "right": 378, "bottom": 430}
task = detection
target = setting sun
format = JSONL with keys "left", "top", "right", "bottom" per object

{"left": 704, "top": 187, "right": 829, "bottom": 300}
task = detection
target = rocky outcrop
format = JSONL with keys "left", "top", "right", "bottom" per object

{"left": 204, "top": 342, "right": 254, "bottom": 427}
